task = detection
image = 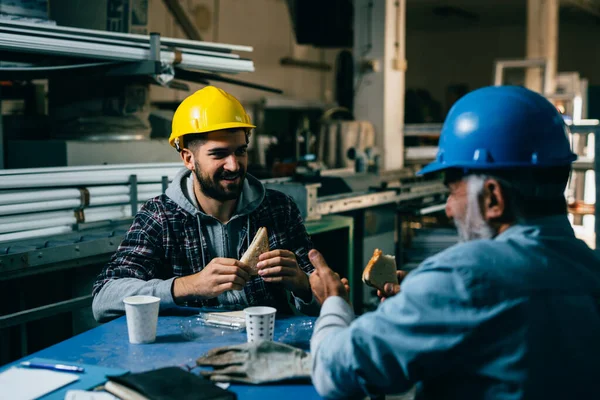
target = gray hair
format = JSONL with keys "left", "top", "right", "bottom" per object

{"left": 465, "top": 172, "right": 568, "bottom": 222}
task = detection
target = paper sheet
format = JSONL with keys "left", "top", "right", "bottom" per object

{"left": 65, "top": 390, "right": 119, "bottom": 400}
{"left": 0, "top": 367, "right": 79, "bottom": 400}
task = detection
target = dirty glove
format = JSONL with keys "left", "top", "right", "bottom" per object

{"left": 196, "top": 341, "right": 311, "bottom": 384}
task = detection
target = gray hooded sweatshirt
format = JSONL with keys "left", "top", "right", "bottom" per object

{"left": 92, "top": 168, "right": 317, "bottom": 321}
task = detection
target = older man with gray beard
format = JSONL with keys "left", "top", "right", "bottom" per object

{"left": 307, "top": 86, "right": 600, "bottom": 400}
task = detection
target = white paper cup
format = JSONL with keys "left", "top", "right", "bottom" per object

{"left": 244, "top": 306, "right": 276, "bottom": 343}
{"left": 123, "top": 295, "right": 160, "bottom": 344}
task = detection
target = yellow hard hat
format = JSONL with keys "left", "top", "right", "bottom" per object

{"left": 169, "top": 86, "right": 256, "bottom": 149}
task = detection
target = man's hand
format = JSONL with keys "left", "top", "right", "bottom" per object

{"left": 308, "top": 249, "right": 349, "bottom": 305}
{"left": 173, "top": 258, "right": 251, "bottom": 301}
{"left": 257, "top": 250, "right": 311, "bottom": 301}
{"left": 376, "top": 270, "right": 408, "bottom": 302}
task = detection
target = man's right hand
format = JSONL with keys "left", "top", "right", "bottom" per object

{"left": 376, "top": 270, "right": 408, "bottom": 302}
{"left": 173, "top": 258, "right": 251, "bottom": 301}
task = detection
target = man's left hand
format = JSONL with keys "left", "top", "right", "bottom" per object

{"left": 257, "top": 250, "right": 311, "bottom": 300}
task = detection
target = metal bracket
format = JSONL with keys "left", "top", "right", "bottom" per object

{"left": 129, "top": 174, "right": 138, "bottom": 218}
{"left": 161, "top": 175, "right": 170, "bottom": 194}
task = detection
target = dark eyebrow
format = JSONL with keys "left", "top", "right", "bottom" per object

{"left": 207, "top": 144, "right": 248, "bottom": 154}
{"left": 207, "top": 147, "right": 230, "bottom": 153}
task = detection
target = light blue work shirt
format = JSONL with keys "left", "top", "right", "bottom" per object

{"left": 311, "top": 215, "right": 600, "bottom": 399}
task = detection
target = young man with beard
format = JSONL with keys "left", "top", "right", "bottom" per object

{"left": 307, "top": 86, "right": 600, "bottom": 399}
{"left": 92, "top": 86, "right": 317, "bottom": 322}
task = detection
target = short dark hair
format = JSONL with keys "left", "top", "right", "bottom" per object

{"left": 183, "top": 128, "right": 249, "bottom": 151}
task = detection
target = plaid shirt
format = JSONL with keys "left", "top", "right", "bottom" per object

{"left": 93, "top": 189, "right": 314, "bottom": 312}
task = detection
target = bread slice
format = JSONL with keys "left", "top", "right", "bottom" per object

{"left": 362, "top": 249, "right": 398, "bottom": 291}
{"left": 241, "top": 227, "right": 270, "bottom": 276}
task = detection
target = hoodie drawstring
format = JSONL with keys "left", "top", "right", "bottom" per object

{"left": 196, "top": 215, "right": 207, "bottom": 266}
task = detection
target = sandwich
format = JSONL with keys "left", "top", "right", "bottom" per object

{"left": 241, "top": 227, "right": 270, "bottom": 276}
{"left": 362, "top": 248, "right": 398, "bottom": 292}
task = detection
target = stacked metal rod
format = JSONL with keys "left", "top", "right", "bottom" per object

{"left": 0, "top": 19, "right": 254, "bottom": 74}
{"left": 0, "top": 163, "right": 182, "bottom": 243}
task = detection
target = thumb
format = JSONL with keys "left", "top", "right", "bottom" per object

{"left": 309, "top": 249, "right": 329, "bottom": 271}
{"left": 383, "top": 282, "right": 400, "bottom": 296}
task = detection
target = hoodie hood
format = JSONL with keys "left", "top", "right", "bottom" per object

{"left": 165, "top": 167, "right": 267, "bottom": 308}
{"left": 165, "top": 167, "right": 265, "bottom": 218}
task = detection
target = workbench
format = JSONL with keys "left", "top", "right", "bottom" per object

{"left": 0, "top": 310, "right": 322, "bottom": 399}
{"left": 0, "top": 214, "right": 355, "bottom": 365}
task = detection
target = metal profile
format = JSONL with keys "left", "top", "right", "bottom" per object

{"left": 0, "top": 25, "right": 240, "bottom": 59}
{"left": 0, "top": 19, "right": 252, "bottom": 53}
{"left": 0, "top": 32, "right": 254, "bottom": 74}
{"left": 317, "top": 182, "right": 447, "bottom": 215}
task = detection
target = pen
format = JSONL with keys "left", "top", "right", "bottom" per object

{"left": 20, "top": 361, "right": 85, "bottom": 373}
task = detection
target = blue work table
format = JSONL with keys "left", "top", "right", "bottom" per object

{"left": 2, "top": 309, "right": 323, "bottom": 399}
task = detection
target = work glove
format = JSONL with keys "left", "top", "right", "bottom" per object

{"left": 196, "top": 341, "right": 311, "bottom": 384}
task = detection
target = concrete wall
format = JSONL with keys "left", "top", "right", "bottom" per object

{"left": 148, "top": 0, "right": 338, "bottom": 105}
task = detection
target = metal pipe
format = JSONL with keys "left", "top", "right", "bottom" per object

{"left": 88, "top": 191, "right": 161, "bottom": 207}
{"left": 0, "top": 199, "right": 82, "bottom": 216}
{"left": 0, "top": 169, "right": 179, "bottom": 189}
{"left": 0, "top": 216, "right": 78, "bottom": 234}
{"left": 0, "top": 168, "right": 180, "bottom": 180}
{"left": 87, "top": 184, "right": 162, "bottom": 196}
{"left": 0, "top": 226, "right": 73, "bottom": 243}
{"left": 0, "top": 210, "right": 74, "bottom": 225}
{"left": 0, "top": 188, "right": 80, "bottom": 206}
{"left": 0, "top": 204, "right": 141, "bottom": 235}
{"left": 85, "top": 206, "right": 133, "bottom": 222}
{"left": 0, "top": 162, "right": 181, "bottom": 176}
{"left": 0, "top": 189, "right": 161, "bottom": 216}
{"left": 0, "top": 184, "right": 162, "bottom": 207}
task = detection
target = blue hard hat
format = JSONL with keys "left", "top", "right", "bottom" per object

{"left": 417, "top": 85, "right": 577, "bottom": 175}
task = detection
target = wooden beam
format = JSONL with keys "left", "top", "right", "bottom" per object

{"left": 526, "top": 0, "right": 559, "bottom": 94}
{"left": 162, "top": 0, "right": 203, "bottom": 42}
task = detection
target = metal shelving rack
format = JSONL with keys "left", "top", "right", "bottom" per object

{"left": 569, "top": 123, "right": 598, "bottom": 251}
{"left": 0, "top": 27, "right": 283, "bottom": 168}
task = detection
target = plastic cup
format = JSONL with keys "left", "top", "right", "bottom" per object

{"left": 244, "top": 306, "right": 276, "bottom": 343}
{"left": 123, "top": 295, "right": 160, "bottom": 344}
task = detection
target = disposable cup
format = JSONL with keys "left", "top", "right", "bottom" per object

{"left": 123, "top": 295, "right": 160, "bottom": 344}
{"left": 244, "top": 306, "right": 276, "bottom": 343}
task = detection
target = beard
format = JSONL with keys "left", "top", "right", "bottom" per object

{"left": 194, "top": 161, "right": 246, "bottom": 201}
{"left": 454, "top": 175, "right": 497, "bottom": 242}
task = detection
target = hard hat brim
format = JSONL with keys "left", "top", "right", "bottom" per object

{"left": 417, "top": 155, "right": 578, "bottom": 176}
{"left": 169, "top": 122, "right": 256, "bottom": 147}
